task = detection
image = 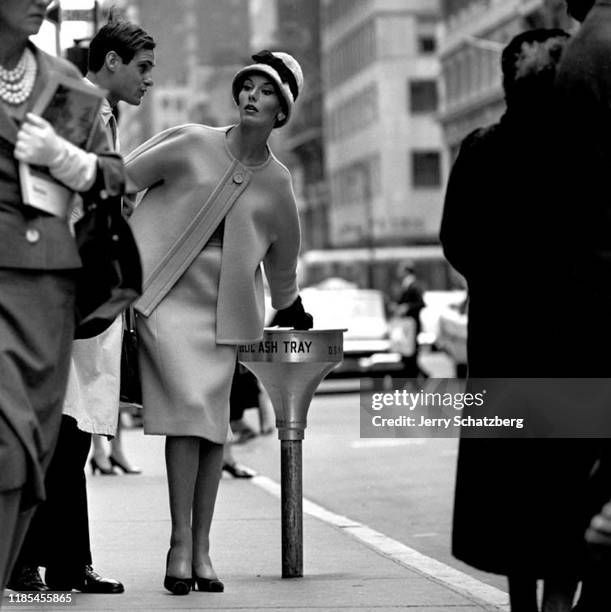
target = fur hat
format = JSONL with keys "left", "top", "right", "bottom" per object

{"left": 232, "top": 50, "right": 303, "bottom": 128}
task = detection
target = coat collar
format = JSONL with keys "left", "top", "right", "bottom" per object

{"left": 0, "top": 43, "right": 52, "bottom": 145}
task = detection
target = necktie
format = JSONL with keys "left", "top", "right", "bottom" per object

{"left": 108, "top": 112, "right": 118, "bottom": 151}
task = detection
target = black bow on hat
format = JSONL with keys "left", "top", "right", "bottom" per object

{"left": 251, "top": 50, "right": 299, "bottom": 101}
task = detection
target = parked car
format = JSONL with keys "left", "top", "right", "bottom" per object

{"left": 419, "top": 290, "right": 467, "bottom": 348}
{"left": 298, "top": 279, "right": 411, "bottom": 377}
{"left": 436, "top": 296, "right": 468, "bottom": 378}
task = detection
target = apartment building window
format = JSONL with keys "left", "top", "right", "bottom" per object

{"left": 412, "top": 151, "right": 441, "bottom": 188}
{"left": 409, "top": 80, "right": 438, "bottom": 113}
{"left": 327, "top": 19, "right": 377, "bottom": 86}
{"left": 418, "top": 35, "right": 437, "bottom": 54}
{"left": 416, "top": 15, "right": 438, "bottom": 55}
{"left": 327, "top": 83, "right": 379, "bottom": 142}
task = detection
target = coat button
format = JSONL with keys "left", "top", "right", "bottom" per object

{"left": 233, "top": 173, "right": 244, "bottom": 184}
{"left": 25, "top": 229, "right": 40, "bottom": 244}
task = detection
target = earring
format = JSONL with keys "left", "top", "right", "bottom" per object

{"left": 277, "top": 112, "right": 286, "bottom": 122}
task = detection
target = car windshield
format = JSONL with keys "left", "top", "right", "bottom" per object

{"left": 300, "top": 285, "right": 388, "bottom": 339}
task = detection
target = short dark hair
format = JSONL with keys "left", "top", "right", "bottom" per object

{"left": 88, "top": 12, "right": 155, "bottom": 73}
{"left": 501, "top": 28, "right": 569, "bottom": 95}
{"left": 565, "top": 0, "right": 595, "bottom": 22}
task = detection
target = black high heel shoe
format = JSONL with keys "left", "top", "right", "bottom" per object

{"left": 109, "top": 455, "right": 142, "bottom": 474}
{"left": 192, "top": 572, "right": 224, "bottom": 592}
{"left": 164, "top": 551, "right": 192, "bottom": 596}
{"left": 222, "top": 462, "right": 256, "bottom": 479}
{"left": 90, "top": 457, "right": 116, "bottom": 476}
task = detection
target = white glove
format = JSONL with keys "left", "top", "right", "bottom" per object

{"left": 14, "top": 113, "right": 65, "bottom": 166}
{"left": 15, "top": 112, "right": 97, "bottom": 192}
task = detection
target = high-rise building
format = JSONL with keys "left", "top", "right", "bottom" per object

{"left": 273, "top": 0, "right": 328, "bottom": 252}
{"left": 440, "top": 0, "right": 574, "bottom": 158}
{"left": 121, "top": 0, "right": 251, "bottom": 145}
{"left": 321, "top": 0, "right": 445, "bottom": 249}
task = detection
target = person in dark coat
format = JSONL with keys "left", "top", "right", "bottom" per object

{"left": 7, "top": 15, "right": 155, "bottom": 594}
{"left": 554, "top": 2, "right": 611, "bottom": 609}
{"left": 393, "top": 261, "right": 427, "bottom": 378}
{"left": 440, "top": 28, "right": 600, "bottom": 612}
{"left": 0, "top": 0, "right": 124, "bottom": 593}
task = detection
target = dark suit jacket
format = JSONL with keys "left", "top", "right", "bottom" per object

{"left": 0, "top": 44, "right": 123, "bottom": 270}
{"left": 397, "top": 280, "right": 425, "bottom": 334}
{"left": 0, "top": 45, "right": 124, "bottom": 508}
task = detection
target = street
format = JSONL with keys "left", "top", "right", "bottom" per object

{"left": 3, "top": 349, "right": 511, "bottom": 611}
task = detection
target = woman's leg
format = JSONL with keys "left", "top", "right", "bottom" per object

{"left": 91, "top": 435, "right": 112, "bottom": 471}
{"left": 508, "top": 575, "right": 538, "bottom": 612}
{"left": 192, "top": 439, "right": 224, "bottom": 579}
{"left": 165, "top": 436, "right": 200, "bottom": 578}
{"left": 541, "top": 577, "right": 577, "bottom": 612}
{"left": 109, "top": 416, "right": 141, "bottom": 473}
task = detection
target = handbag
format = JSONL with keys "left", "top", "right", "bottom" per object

{"left": 120, "top": 307, "right": 142, "bottom": 405}
{"left": 73, "top": 193, "right": 143, "bottom": 339}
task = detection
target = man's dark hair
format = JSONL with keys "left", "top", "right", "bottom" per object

{"left": 565, "top": 0, "right": 595, "bottom": 22}
{"left": 88, "top": 12, "right": 155, "bottom": 72}
{"left": 501, "top": 28, "right": 570, "bottom": 100}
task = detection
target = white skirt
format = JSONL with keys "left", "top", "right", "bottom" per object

{"left": 136, "top": 244, "right": 236, "bottom": 443}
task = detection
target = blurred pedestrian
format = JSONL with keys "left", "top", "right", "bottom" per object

{"left": 554, "top": 1, "right": 611, "bottom": 609}
{"left": 392, "top": 261, "right": 427, "bottom": 379}
{"left": 7, "top": 14, "right": 155, "bottom": 594}
{"left": 440, "top": 28, "right": 598, "bottom": 612}
{"left": 0, "top": 0, "right": 124, "bottom": 594}
{"left": 124, "top": 50, "right": 313, "bottom": 595}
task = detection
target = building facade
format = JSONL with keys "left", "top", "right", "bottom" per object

{"left": 273, "top": 0, "right": 329, "bottom": 252}
{"left": 440, "top": 0, "right": 574, "bottom": 157}
{"left": 121, "top": 0, "right": 251, "bottom": 146}
{"left": 321, "top": 0, "right": 444, "bottom": 249}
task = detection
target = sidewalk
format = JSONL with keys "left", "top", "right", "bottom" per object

{"left": 4, "top": 429, "right": 507, "bottom": 612}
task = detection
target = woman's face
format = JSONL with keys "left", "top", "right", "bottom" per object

{"left": 237, "top": 73, "right": 283, "bottom": 129}
{"left": 0, "top": 0, "right": 50, "bottom": 38}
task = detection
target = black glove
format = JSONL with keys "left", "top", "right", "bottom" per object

{"left": 271, "top": 295, "right": 313, "bottom": 330}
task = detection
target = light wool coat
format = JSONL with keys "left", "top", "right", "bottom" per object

{"left": 126, "top": 124, "right": 301, "bottom": 343}
{"left": 63, "top": 92, "right": 122, "bottom": 436}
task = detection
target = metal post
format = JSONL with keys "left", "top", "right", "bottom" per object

{"left": 281, "top": 440, "right": 303, "bottom": 577}
{"left": 238, "top": 329, "right": 345, "bottom": 578}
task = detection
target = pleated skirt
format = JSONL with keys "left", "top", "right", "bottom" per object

{"left": 136, "top": 244, "right": 236, "bottom": 443}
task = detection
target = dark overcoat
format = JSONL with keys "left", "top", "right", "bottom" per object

{"left": 440, "top": 108, "right": 599, "bottom": 576}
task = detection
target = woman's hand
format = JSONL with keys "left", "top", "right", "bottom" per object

{"left": 14, "top": 113, "right": 65, "bottom": 166}
{"left": 271, "top": 296, "right": 313, "bottom": 330}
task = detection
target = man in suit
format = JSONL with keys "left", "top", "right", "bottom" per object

{"left": 7, "top": 14, "right": 154, "bottom": 594}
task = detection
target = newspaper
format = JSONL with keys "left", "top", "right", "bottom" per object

{"left": 18, "top": 71, "right": 105, "bottom": 218}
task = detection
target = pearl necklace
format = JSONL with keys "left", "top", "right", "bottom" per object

{"left": 0, "top": 48, "right": 37, "bottom": 106}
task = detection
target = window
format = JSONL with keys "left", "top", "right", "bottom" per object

{"left": 409, "top": 80, "right": 438, "bottom": 113}
{"left": 326, "top": 19, "right": 377, "bottom": 86}
{"left": 412, "top": 151, "right": 441, "bottom": 188}
{"left": 418, "top": 35, "right": 437, "bottom": 54}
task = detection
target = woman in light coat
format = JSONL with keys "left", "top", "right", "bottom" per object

{"left": 124, "top": 50, "right": 312, "bottom": 595}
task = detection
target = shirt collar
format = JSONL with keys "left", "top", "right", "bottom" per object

{"left": 83, "top": 77, "right": 113, "bottom": 126}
